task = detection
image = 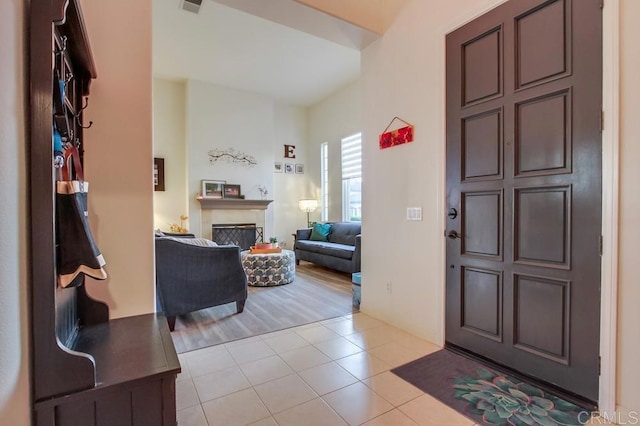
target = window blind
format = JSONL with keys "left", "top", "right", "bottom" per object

{"left": 341, "top": 133, "right": 362, "bottom": 180}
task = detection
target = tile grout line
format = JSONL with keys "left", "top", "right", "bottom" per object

{"left": 178, "top": 312, "right": 444, "bottom": 426}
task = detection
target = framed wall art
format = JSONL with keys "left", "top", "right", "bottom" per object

{"left": 154, "top": 158, "right": 165, "bottom": 191}
{"left": 201, "top": 180, "right": 225, "bottom": 198}
{"left": 223, "top": 184, "right": 242, "bottom": 199}
{"left": 284, "top": 163, "right": 294, "bottom": 174}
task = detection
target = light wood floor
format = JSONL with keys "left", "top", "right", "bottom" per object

{"left": 170, "top": 262, "right": 356, "bottom": 353}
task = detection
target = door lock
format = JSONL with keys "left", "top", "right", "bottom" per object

{"left": 447, "top": 230, "right": 463, "bottom": 240}
{"left": 448, "top": 208, "right": 458, "bottom": 219}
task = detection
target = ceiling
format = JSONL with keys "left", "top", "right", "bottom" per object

{"left": 152, "top": 0, "right": 404, "bottom": 106}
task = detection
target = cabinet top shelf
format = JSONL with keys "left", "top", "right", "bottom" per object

{"left": 196, "top": 197, "right": 273, "bottom": 210}
{"left": 56, "top": 0, "right": 97, "bottom": 93}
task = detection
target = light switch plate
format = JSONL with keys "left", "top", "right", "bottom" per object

{"left": 406, "top": 207, "right": 422, "bottom": 221}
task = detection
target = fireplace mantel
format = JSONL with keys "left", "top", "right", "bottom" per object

{"left": 196, "top": 197, "right": 273, "bottom": 210}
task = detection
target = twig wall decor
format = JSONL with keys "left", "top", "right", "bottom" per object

{"left": 208, "top": 148, "right": 257, "bottom": 167}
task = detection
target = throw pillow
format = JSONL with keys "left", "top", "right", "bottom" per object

{"left": 310, "top": 223, "right": 332, "bottom": 242}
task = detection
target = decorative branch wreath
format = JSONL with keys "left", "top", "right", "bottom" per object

{"left": 208, "top": 148, "right": 257, "bottom": 166}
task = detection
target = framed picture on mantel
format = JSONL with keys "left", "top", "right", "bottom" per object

{"left": 202, "top": 180, "right": 225, "bottom": 199}
{"left": 223, "top": 184, "right": 242, "bottom": 199}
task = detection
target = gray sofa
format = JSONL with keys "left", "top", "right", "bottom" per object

{"left": 155, "top": 235, "right": 248, "bottom": 331}
{"left": 294, "top": 222, "right": 361, "bottom": 273}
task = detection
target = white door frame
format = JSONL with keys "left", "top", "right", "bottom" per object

{"left": 440, "top": 0, "right": 620, "bottom": 412}
{"left": 598, "top": 0, "right": 619, "bottom": 415}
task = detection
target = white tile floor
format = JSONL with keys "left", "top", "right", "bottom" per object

{"left": 175, "top": 312, "right": 481, "bottom": 426}
{"left": 175, "top": 312, "right": 612, "bottom": 426}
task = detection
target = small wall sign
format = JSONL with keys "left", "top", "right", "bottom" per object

{"left": 284, "top": 144, "right": 296, "bottom": 158}
{"left": 379, "top": 117, "right": 414, "bottom": 150}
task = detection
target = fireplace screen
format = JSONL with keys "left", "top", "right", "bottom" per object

{"left": 211, "top": 224, "right": 263, "bottom": 250}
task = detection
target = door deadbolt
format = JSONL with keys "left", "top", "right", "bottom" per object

{"left": 448, "top": 208, "right": 458, "bottom": 219}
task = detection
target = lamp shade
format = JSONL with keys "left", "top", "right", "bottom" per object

{"left": 298, "top": 199, "right": 318, "bottom": 213}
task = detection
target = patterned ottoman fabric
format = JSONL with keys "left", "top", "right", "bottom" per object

{"left": 241, "top": 249, "right": 296, "bottom": 286}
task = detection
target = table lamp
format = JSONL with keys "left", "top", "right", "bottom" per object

{"left": 298, "top": 199, "right": 318, "bottom": 228}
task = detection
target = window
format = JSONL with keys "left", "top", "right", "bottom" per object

{"left": 341, "top": 133, "right": 362, "bottom": 222}
{"left": 320, "top": 142, "right": 328, "bottom": 221}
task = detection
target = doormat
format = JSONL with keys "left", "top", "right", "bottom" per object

{"left": 391, "top": 349, "right": 591, "bottom": 426}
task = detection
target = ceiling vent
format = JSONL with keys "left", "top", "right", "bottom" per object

{"left": 180, "top": 0, "right": 202, "bottom": 14}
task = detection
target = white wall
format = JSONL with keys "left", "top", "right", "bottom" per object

{"left": 153, "top": 79, "right": 188, "bottom": 231}
{"left": 0, "top": 0, "right": 30, "bottom": 422}
{"left": 185, "top": 80, "right": 276, "bottom": 237}
{"left": 152, "top": 79, "right": 311, "bottom": 246}
{"left": 617, "top": 0, "right": 640, "bottom": 416}
{"left": 308, "top": 80, "right": 362, "bottom": 222}
{"left": 184, "top": 81, "right": 315, "bottom": 244}
{"left": 81, "top": 0, "right": 156, "bottom": 317}
{"left": 273, "top": 104, "right": 311, "bottom": 248}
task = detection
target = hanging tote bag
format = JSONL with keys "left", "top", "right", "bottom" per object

{"left": 56, "top": 146, "right": 107, "bottom": 287}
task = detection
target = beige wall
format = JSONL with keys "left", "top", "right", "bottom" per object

{"left": 0, "top": 0, "right": 30, "bottom": 422}
{"left": 617, "top": 0, "right": 640, "bottom": 415}
{"left": 361, "top": 0, "right": 507, "bottom": 344}
{"left": 80, "top": 0, "right": 156, "bottom": 317}
{"left": 153, "top": 79, "right": 188, "bottom": 231}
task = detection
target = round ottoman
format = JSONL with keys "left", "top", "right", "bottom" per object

{"left": 241, "top": 249, "right": 296, "bottom": 286}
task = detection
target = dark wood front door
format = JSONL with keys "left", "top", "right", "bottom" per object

{"left": 445, "top": 0, "right": 602, "bottom": 402}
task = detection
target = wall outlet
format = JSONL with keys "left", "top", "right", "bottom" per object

{"left": 407, "top": 207, "right": 422, "bottom": 221}
{"left": 386, "top": 282, "right": 392, "bottom": 293}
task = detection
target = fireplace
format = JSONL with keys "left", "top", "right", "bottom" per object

{"left": 211, "top": 224, "right": 264, "bottom": 249}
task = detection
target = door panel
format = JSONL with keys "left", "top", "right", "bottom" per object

{"left": 446, "top": 0, "right": 602, "bottom": 402}
{"left": 463, "top": 26, "right": 502, "bottom": 106}
{"left": 516, "top": 90, "right": 572, "bottom": 175}
{"left": 514, "top": 185, "right": 570, "bottom": 267}
{"left": 462, "top": 191, "right": 502, "bottom": 258}
{"left": 463, "top": 109, "right": 503, "bottom": 180}
{"left": 461, "top": 266, "right": 503, "bottom": 341}
{"left": 513, "top": 274, "right": 570, "bottom": 362}
{"left": 516, "top": 0, "right": 571, "bottom": 88}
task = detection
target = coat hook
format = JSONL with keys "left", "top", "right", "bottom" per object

{"left": 76, "top": 116, "right": 93, "bottom": 129}
{"left": 74, "top": 98, "right": 92, "bottom": 128}
{"left": 55, "top": 36, "right": 68, "bottom": 56}
{"left": 79, "top": 97, "right": 89, "bottom": 112}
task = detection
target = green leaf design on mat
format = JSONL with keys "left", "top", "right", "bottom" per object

{"left": 478, "top": 368, "right": 499, "bottom": 381}
{"left": 450, "top": 369, "right": 584, "bottom": 425}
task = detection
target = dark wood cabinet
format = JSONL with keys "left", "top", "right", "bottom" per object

{"left": 33, "top": 314, "right": 179, "bottom": 426}
{"left": 28, "top": 1, "right": 180, "bottom": 424}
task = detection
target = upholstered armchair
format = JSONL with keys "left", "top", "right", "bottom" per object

{"left": 155, "top": 236, "right": 248, "bottom": 331}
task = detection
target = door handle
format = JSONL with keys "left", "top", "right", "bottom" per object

{"left": 447, "top": 230, "right": 463, "bottom": 240}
